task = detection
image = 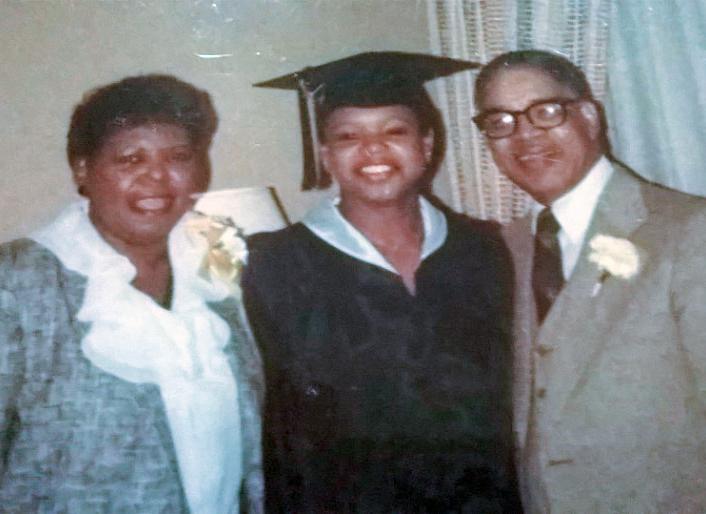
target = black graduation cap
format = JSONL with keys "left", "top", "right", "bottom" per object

{"left": 254, "top": 51, "right": 480, "bottom": 190}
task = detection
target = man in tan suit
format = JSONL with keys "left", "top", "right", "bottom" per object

{"left": 473, "top": 49, "right": 706, "bottom": 513}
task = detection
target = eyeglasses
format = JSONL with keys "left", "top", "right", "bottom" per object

{"left": 473, "top": 98, "right": 583, "bottom": 139}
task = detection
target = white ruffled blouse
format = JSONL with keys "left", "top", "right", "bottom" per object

{"left": 31, "top": 200, "right": 243, "bottom": 514}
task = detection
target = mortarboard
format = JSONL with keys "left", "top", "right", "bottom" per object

{"left": 254, "top": 51, "right": 480, "bottom": 190}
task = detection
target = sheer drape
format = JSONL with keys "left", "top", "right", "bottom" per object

{"left": 427, "top": 0, "right": 520, "bottom": 222}
{"left": 607, "top": 1, "right": 706, "bottom": 196}
{"left": 427, "top": 0, "right": 610, "bottom": 221}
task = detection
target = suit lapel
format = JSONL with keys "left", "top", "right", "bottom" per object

{"left": 536, "top": 164, "right": 649, "bottom": 416}
{"left": 503, "top": 214, "right": 538, "bottom": 448}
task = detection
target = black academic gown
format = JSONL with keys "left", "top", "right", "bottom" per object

{"left": 243, "top": 210, "right": 520, "bottom": 513}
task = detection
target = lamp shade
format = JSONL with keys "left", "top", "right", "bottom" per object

{"left": 192, "top": 186, "right": 289, "bottom": 235}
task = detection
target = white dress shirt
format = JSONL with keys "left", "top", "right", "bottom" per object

{"left": 531, "top": 156, "right": 614, "bottom": 279}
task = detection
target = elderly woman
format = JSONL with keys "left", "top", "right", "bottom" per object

{"left": 0, "top": 75, "right": 263, "bottom": 513}
{"left": 244, "top": 52, "right": 520, "bottom": 513}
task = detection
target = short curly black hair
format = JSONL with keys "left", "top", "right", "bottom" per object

{"left": 67, "top": 74, "right": 218, "bottom": 167}
{"left": 474, "top": 50, "right": 594, "bottom": 109}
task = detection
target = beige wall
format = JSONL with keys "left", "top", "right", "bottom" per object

{"left": 0, "top": 0, "right": 441, "bottom": 241}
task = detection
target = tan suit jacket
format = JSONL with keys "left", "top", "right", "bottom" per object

{"left": 504, "top": 163, "right": 706, "bottom": 513}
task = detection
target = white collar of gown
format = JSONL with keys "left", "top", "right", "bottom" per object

{"left": 31, "top": 200, "right": 242, "bottom": 514}
{"left": 302, "top": 196, "right": 448, "bottom": 274}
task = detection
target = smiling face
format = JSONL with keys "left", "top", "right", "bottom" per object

{"left": 73, "top": 123, "right": 209, "bottom": 250}
{"left": 319, "top": 105, "right": 433, "bottom": 209}
{"left": 478, "top": 66, "right": 602, "bottom": 205}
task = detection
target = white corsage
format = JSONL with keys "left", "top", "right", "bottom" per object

{"left": 588, "top": 234, "right": 640, "bottom": 297}
{"left": 186, "top": 211, "right": 248, "bottom": 297}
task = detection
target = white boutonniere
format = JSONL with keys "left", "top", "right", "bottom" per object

{"left": 587, "top": 234, "right": 640, "bottom": 297}
{"left": 186, "top": 211, "right": 248, "bottom": 297}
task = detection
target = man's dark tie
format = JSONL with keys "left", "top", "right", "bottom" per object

{"left": 532, "top": 207, "right": 565, "bottom": 323}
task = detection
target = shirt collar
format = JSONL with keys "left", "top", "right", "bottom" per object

{"left": 532, "top": 155, "right": 613, "bottom": 243}
{"left": 302, "top": 196, "right": 448, "bottom": 274}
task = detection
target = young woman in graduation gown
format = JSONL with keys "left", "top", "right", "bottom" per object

{"left": 243, "top": 52, "right": 520, "bottom": 513}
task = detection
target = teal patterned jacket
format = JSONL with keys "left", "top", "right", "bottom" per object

{"left": 0, "top": 239, "right": 264, "bottom": 513}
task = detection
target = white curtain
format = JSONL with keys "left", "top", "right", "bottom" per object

{"left": 427, "top": 0, "right": 610, "bottom": 221}
{"left": 427, "top": 1, "right": 518, "bottom": 222}
{"left": 607, "top": 1, "right": 706, "bottom": 196}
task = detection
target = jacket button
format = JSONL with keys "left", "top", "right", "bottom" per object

{"left": 536, "top": 388, "right": 546, "bottom": 398}
{"left": 536, "top": 344, "right": 554, "bottom": 356}
{"left": 304, "top": 384, "right": 320, "bottom": 397}
{"left": 548, "top": 458, "right": 574, "bottom": 466}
